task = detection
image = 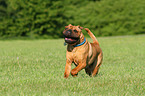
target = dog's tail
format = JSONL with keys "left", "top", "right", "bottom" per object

{"left": 85, "top": 28, "right": 99, "bottom": 45}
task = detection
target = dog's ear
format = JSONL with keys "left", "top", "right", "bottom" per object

{"left": 78, "top": 25, "right": 83, "bottom": 30}
{"left": 65, "top": 26, "right": 68, "bottom": 28}
{"left": 65, "top": 24, "right": 72, "bottom": 28}
{"left": 68, "top": 24, "right": 73, "bottom": 29}
{"left": 68, "top": 24, "right": 72, "bottom": 26}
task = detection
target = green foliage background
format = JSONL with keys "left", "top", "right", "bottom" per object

{"left": 0, "top": 0, "right": 145, "bottom": 39}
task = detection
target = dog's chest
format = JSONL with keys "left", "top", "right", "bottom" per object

{"left": 67, "top": 44, "right": 89, "bottom": 65}
{"left": 71, "top": 50, "right": 87, "bottom": 65}
{"left": 72, "top": 53, "right": 82, "bottom": 65}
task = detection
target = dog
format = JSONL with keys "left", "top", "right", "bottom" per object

{"left": 63, "top": 24, "right": 103, "bottom": 78}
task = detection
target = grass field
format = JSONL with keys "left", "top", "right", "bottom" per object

{"left": 0, "top": 35, "right": 145, "bottom": 96}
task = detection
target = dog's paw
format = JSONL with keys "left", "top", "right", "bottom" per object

{"left": 64, "top": 73, "right": 69, "bottom": 78}
{"left": 64, "top": 75, "right": 68, "bottom": 78}
{"left": 71, "top": 70, "right": 78, "bottom": 77}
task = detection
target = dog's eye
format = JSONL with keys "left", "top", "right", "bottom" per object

{"left": 74, "top": 30, "right": 78, "bottom": 33}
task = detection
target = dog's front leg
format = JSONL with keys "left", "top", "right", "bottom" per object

{"left": 71, "top": 62, "right": 86, "bottom": 77}
{"left": 64, "top": 60, "right": 72, "bottom": 78}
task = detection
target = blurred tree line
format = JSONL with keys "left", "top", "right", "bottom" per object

{"left": 0, "top": 0, "right": 145, "bottom": 39}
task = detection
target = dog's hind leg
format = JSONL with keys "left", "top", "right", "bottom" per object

{"left": 92, "top": 53, "right": 103, "bottom": 77}
{"left": 85, "top": 58, "right": 97, "bottom": 76}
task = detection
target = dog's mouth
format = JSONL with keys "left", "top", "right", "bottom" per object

{"left": 64, "top": 37, "right": 79, "bottom": 44}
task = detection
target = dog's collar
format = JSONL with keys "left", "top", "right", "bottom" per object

{"left": 74, "top": 38, "right": 86, "bottom": 47}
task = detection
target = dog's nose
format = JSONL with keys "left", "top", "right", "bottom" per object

{"left": 66, "top": 31, "right": 71, "bottom": 35}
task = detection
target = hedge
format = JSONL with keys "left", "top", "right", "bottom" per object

{"left": 0, "top": 0, "right": 145, "bottom": 39}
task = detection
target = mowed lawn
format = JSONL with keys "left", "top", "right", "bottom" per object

{"left": 0, "top": 35, "right": 145, "bottom": 96}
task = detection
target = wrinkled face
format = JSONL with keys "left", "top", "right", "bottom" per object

{"left": 63, "top": 24, "right": 83, "bottom": 44}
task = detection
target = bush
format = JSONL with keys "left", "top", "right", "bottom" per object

{"left": 0, "top": 0, "right": 145, "bottom": 39}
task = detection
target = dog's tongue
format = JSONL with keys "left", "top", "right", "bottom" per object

{"left": 65, "top": 38, "right": 74, "bottom": 41}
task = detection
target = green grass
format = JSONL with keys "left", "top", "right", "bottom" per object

{"left": 0, "top": 35, "right": 145, "bottom": 96}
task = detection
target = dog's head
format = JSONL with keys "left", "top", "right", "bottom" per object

{"left": 63, "top": 24, "right": 83, "bottom": 45}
